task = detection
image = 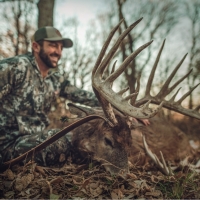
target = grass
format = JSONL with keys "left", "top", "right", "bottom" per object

{"left": 156, "top": 170, "right": 200, "bottom": 199}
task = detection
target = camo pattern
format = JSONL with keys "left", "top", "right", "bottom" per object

{"left": 1, "top": 128, "right": 72, "bottom": 168}
{"left": 0, "top": 52, "right": 98, "bottom": 167}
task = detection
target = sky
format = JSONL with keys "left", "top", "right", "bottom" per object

{"left": 54, "top": 0, "right": 111, "bottom": 45}
{"left": 54, "top": 0, "right": 110, "bottom": 34}
{"left": 55, "top": 0, "right": 108, "bottom": 26}
{"left": 52, "top": 0, "right": 198, "bottom": 100}
{"left": 53, "top": 0, "right": 190, "bottom": 54}
{"left": 53, "top": 0, "right": 191, "bottom": 75}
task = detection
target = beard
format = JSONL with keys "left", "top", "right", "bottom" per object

{"left": 39, "top": 47, "right": 60, "bottom": 69}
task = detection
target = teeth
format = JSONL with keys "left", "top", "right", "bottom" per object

{"left": 51, "top": 57, "right": 58, "bottom": 62}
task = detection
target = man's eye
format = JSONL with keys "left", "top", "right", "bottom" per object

{"left": 50, "top": 44, "right": 56, "bottom": 47}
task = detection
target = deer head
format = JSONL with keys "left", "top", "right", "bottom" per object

{"left": 71, "top": 18, "right": 200, "bottom": 176}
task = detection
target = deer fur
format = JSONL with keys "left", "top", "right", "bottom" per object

{"left": 70, "top": 106, "right": 194, "bottom": 175}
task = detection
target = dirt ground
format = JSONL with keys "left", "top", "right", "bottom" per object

{"left": 1, "top": 105, "right": 200, "bottom": 199}
{"left": 1, "top": 157, "right": 200, "bottom": 199}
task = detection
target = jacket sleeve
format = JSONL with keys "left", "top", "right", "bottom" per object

{"left": 59, "top": 79, "right": 99, "bottom": 107}
{"left": 0, "top": 57, "right": 25, "bottom": 100}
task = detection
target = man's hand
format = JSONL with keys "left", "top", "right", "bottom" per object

{"left": 139, "top": 119, "right": 150, "bottom": 126}
{"left": 130, "top": 117, "right": 150, "bottom": 126}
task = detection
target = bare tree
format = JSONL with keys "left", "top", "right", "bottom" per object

{"left": 37, "top": 0, "right": 55, "bottom": 27}
{"left": 114, "top": 0, "right": 179, "bottom": 94}
{"left": 0, "top": 0, "right": 56, "bottom": 58}
{"left": 0, "top": 0, "right": 37, "bottom": 57}
{"left": 59, "top": 17, "right": 101, "bottom": 90}
{"left": 183, "top": 1, "right": 200, "bottom": 109}
{"left": 88, "top": 0, "right": 180, "bottom": 100}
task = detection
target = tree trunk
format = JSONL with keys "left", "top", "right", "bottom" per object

{"left": 37, "top": 0, "right": 55, "bottom": 28}
{"left": 117, "top": 0, "right": 137, "bottom": 94}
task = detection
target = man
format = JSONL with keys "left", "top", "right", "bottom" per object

{"left": 0, "top": 26, "right": 99, "bottom": 168}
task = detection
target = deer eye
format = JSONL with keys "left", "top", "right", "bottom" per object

{"left": 104, "top": 137, "right": 113, "bottom": 148}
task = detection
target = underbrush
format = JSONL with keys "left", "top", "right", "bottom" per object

{"left": 1, "top": 161, "right": 200, "bottom": 199}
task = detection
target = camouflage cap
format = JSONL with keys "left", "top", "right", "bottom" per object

{"left": 33, "top": 26, "right": 73, "bottom": 48}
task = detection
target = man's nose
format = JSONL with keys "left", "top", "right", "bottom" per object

{"left": 55, "top": 46, "right": 62, "bottom": 55}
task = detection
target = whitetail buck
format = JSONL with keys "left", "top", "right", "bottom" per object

{"left": 4, "top": 18, "right": 199, "bottom": 176}
{"left": 70, "top": 18, "right": 200, "bottom": 176}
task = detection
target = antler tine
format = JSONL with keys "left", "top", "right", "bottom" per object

{"left": 92, "top": 19, "right": 124, "bottom": 77}
{"left": 92, "top": 19, "right": 138, "bottom": 126}
{"left": 176, "top": 83, "right": 200, "bottom": 104}
{"left": 136, "top": 83, "right": 200, "bottom": 119}
{"left": 117, "top": 87, "right": 129, "bottom": 96}
{"left": 195, "top": 104, "right": 200, "bottom": 111}
{"left": 133, "top": 39, "right": 200, "bottom": 120}
{"left": 110, "top": 60, "right": 117, "bottom": 88}
{"left": 131, "top": 75, "right": 141, "bottom": 106}
{"left": 124, "top": 93, "right": 138, "bottom": 101}
{"left": 111, "top": 60, "right": 117, "bottom": 74}
{"left": 157, "top": 53, "right": 188, "bottom": 97}
{"left": 163, "top": 69, "right": 193, "bottom": 96}
{"left": 143, "top": 135, "right": 174, "bottom": 176}
{"left": 145, "top": 39, "right": 166, "bottom": 96}
{"left": 94, "top": 18, "right": 143, "bottom": 79}
{"left": 105, "top": 40, "right": 153, "bottom": 83}
{"left": 93, "top": 19, "right": 164, "bottom": 120}
{"left": 169, "top": 87, "right": 182, "bottom": 102}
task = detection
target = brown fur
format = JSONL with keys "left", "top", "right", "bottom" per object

{"left": 72, "top": 115, "right": 131, "bottom": 174}
{"left": 129, "top": 116, "right": 193, "bottom": 165}
{"left": 71, "top": 107, "right": 193, "bottom": 174}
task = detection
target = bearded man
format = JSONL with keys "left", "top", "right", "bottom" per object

{"left": 0, "top": 26, "right": 99, "bottom": 169}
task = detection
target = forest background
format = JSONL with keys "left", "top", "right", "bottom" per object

{"left": 0, "top": 0, "right": 199, "bottom": 135}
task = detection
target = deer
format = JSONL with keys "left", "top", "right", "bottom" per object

{"left": 69, "top": 18, "right": 200, "bottom": 176}
{"left": 3, "top": 18, "right": 200, "bottom": 176}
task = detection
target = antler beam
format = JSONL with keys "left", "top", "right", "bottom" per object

{"left": 135, "top": 40, "right": 200, "bottom": 120}
{"left": 92, "top": 18, "right": 163, "bottom": 125}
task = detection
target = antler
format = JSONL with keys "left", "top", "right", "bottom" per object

{"left": 143, "top": 135, "right": 174, "bottom": 176}
{"left": 135, "top": 40, "right": 200, "bottom": 120}
{"left": 92, "top": 18, "right": 163, "bottom": 125}
{"left": 3, "top": 115, "right": 111, "bottom": 167}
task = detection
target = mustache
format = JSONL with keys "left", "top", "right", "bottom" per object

{"left": 50, "top": 53, "right": 60, "bottom": 58}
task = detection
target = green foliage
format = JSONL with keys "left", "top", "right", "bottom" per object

{"left": 157, "top": 171, "right": 200, "bottom": 199}
{"left": 50, "top": 193, "right": 60, "bottom": 200}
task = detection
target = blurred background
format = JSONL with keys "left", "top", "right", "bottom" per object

{"left": 0, "top": 0, "right": 199, "bottom": 136}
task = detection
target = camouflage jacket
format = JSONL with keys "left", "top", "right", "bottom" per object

{"left": 0, "top": 53, "right": 98, "bottom": 150}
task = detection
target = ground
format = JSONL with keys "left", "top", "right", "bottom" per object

{"left": 1, "top": 159, "right": 200, "bottom": 199}
{"left": 1, "top": 103, "right": 200, "bottom": 199}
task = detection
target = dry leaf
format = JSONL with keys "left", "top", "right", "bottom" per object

{"left": 150, "top": 175, "right": 159, "bottom": 183}
{"left": 127, "top": 173, "right": 137, "bottom": 179}
{"left": 112, "top": 188, "right": 124, "bottom": 199}
{"left": 4, "top": 169, "right": 15, "bottom": 180}
{"left": 111, "top": 190, "right": 118, "bottom": 199}
{"left": 50, "top": 176, "right": 64, "bottom": 185}
{"left": 72, "top": 179, "right": 82, "bottom": 185}
{"left": 134, "top": 180, "right": 143, "bottom": 188}
{"left": 15, "top": 173, "right": 34, "bottom": 191}
{"left": 117, "top": 189, "right": 123, "bottom": 199}
{"left": 89, "top": 182, "right": 99, "bottom": 189}
{"left": 90, "top": 186, "right": 103, "bottom": 197}
{"left": 145, "top": 190, "right": 162, "bottom": 197}
{"left": 15, "top": 177, "right": 24, "bottom": 192}
{"left": 35, "top": 166, "right": 46, "bottom": 176}
{"left": 4, "top": 191, "right": 15, "bottom": 198}
{"left": 81, "top": 178, "right": 90, "bottom": 190}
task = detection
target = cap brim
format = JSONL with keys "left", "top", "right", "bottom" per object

{"left": 44, "top": 37, "right": 73, "bottom": 48}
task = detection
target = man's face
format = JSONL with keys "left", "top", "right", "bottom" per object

{"left": 38, "top": 41, "right": 63, "bottom": 68}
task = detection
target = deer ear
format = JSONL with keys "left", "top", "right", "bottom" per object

{"left": 67, "top": 103, "right": 96, "bottom": 117}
